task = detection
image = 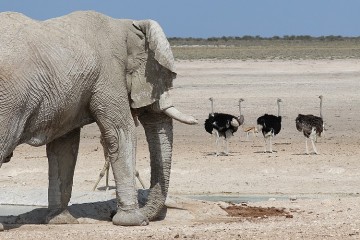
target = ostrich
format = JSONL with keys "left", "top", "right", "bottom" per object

{"left": 93, "top": 136, "right": 146, "bottom": 191}
{"left": 93, "top": 110, "right": 145, "bottom": 191}
{"left": 295, "top": 95, "right": 324, "bottom": 154}
{"left": 93, "top": 109, "right": 145, "bottom": 191}
{"left": 204, "top": 97, "right": 244, "bottom": 156}
{"left": 93, "top": 164, "right": 145, "bottom": 191}
{"left": 257, "top": 98, "right": 282, "bottom": 153}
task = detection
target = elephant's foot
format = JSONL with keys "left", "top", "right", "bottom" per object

{"left": 45, "top": 208, "right": 78, "bottom": 224}
{"left": 112, "top": 209, "right": 149, "bottom": 226}
{"left": 152, "top": 206, "right": 167, "bottom": 221}
{"left": 139, "top": 204, "right": 168, "bottom": 221}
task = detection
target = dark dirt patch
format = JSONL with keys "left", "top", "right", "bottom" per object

{"left": 222, "top": 205, "right": 293, "bottom": 219}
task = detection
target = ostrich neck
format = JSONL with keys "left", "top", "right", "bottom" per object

{"left": 211, "top": 100, "right": 214, "bottom": 114}
{"left": 320, "top": 98, "right": 323, "bottom": 119}
{"left": 277, "top": 102, "right": 281, "bottom": 116}
{"left": 239, "top": 102, "right": 242, "bottom": 116}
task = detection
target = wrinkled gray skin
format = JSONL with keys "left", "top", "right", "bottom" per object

{"left": 0, "top": 11, "right": 197, "bottom": 226}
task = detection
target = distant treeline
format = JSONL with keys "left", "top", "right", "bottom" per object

{"left": 168, "top": 35, "right": 360, "bottom": 60}
{"left": 168, "top": 35, "right": 360, "bottom": 45}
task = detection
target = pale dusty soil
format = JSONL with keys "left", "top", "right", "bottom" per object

{"left": 1, "top": 59, "right": 360, "bottom": 239}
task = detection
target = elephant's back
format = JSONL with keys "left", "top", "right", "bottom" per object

{"left": 0, "top": 12, "right": 40, "bottom": 52}
{"left": 0, "top": 11, "right": 100, "bottom": 78}
{"left": 43, "top": 11, "right": 130, "bottom": 53}
{"left": 0, "top": 11, "right": 37, "bottom": 27}
{"left": 43, "top": 11, "right": 112, "bottom": 37}
{"left": 44, "top": 10, "right": 112, "bottom": 24}
{"left": 0, "top": 13, "right": 42, "bottom": 84}
{"left": 0, "top": 12, "right": 49, "bottom": 66}
{"left": 0, "top": 12, "right": 100, "bottom": 109}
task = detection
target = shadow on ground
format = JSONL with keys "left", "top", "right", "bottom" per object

{"left": 0, "top": 199, "right": 116, "bottom": 227}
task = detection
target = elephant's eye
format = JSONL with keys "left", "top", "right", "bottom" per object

{"left": 160, "top": 68, "right": 174, "bottom": 88}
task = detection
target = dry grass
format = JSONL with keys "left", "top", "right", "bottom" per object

{"left": 171, "top": 39, "right": 360, "bottom": 60}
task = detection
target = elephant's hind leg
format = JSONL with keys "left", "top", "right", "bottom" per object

{"left": 45, "top": 128, "right": 81, "bottom": 224}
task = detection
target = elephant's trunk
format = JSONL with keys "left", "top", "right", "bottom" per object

{"left": 138, "top": 111, "right": 173, "bottom": 220}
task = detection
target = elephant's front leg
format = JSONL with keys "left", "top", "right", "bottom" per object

{"left": 45, "top": 128, "right": 80, "bottom": 224}
{"left": 101, "top": 126, "right": 148, "bottom": 226}
{"left": 91, "top": 95, "right": 148, "bottom": 225}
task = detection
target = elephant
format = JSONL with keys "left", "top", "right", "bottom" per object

{"left": 0, "top": 11, "right": 197, "bottom": 226}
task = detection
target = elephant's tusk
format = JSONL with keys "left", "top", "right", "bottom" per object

{"left": 163, "top": 107, "right": 198, "bottom": 125}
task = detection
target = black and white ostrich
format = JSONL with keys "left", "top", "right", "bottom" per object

{"left": 93, "top": 138, "right": 146, "bottom": 191}
{"left": 295, "top": 95, "right": 324, "bottom": 154}
{"left": 257, "top": 98, "right": 282, "bottom": 153}
{"left": 204, "top": 97, "right": 244, "bottom": 156}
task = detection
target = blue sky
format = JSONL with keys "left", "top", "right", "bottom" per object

{"left": 1, "top": 0, "right": 359, "bottom": 38}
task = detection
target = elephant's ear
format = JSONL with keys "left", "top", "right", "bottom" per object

{"left": 128, "top": 20, "right": 176, "bottom": 109}
{"left": 133, "top": 20, "right": 176, "bottom": 74}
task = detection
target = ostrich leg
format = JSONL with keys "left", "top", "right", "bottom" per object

{"left": 94, "top": 118, "right": 145, "bottom": 190}
{"left": 269, "top": 136, "right": 273, "bottom": 153}
{"left": 135, "top": 170, "right": 146, "bottom": 189}
{"left": 93, "top": 162, "right": 145, "bottom": 190}
{"left": 263, "top": 137, "right": 267, "bottom": 153}
{"left": 305, "top": 138, "right": 309, "bottom": 155}
{"left": 310, "top": 138, "right": 318, "bottom": 154}
{"left": 214, "top": 130, "right": 220, "bottom": 156}
{"left": 224, "top": 138, "right": 229, "bottom": 155}
{"left": 310, "top": 127, "right": 319, "bottom": 154}
{"left": 93, "top": 160, "right": 110, "bottom": 191}
{"left": 224, "top": 131, "right": 232, "bottom": 155}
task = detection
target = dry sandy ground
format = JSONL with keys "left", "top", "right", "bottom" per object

{"left": 1, "top": 59, "right": 360, "bottom": 239}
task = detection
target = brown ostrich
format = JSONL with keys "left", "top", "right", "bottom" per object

{"left": 295, "top": 95, "right": 324, "bottom": 154}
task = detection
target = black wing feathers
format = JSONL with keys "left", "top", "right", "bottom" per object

{"left": 204, "top": 113, "right": 239, "bottom": 137}
{"left": 257, "top": 114, "right": 282, "bottom": 136}
{"left": 295, "top": 114, "right": 323, "bottom": 137}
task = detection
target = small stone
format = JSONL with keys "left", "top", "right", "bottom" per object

{"left": 289, "top": 196, "right": 297, "bottom": 201}
{"left": 217, "top": 201, "right": 230, "bottom": 209}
